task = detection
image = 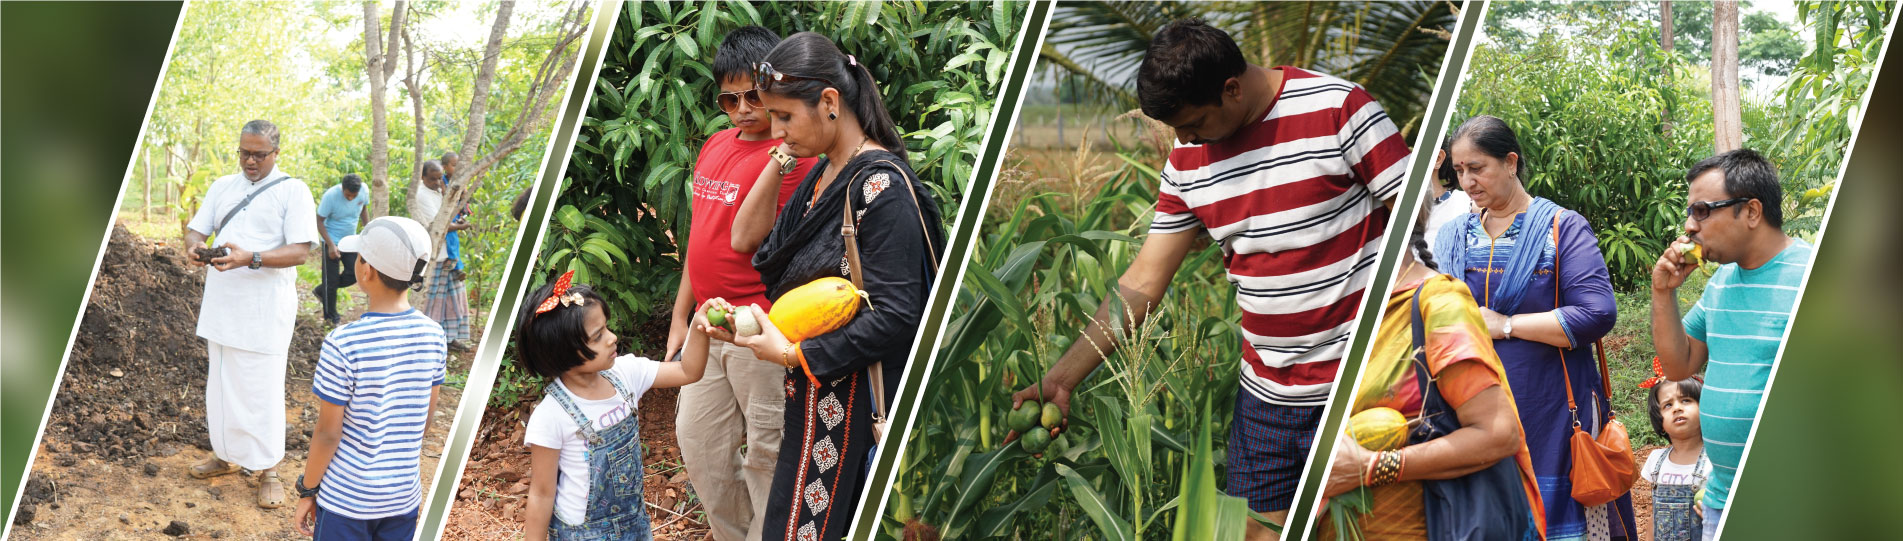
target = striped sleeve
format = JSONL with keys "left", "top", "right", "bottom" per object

{"left": 313, "top": 335, "right": 354, "bottom": 406}
{"left": 1338, "top": 86, "right": 1408, "bottom": 202}
{"left": 1149, "top": 164, "right": 1204, "bottom": 234}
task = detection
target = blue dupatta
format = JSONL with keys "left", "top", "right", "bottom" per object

{"left": 1431, "top": 196, "right": 1562, "bottom": 314}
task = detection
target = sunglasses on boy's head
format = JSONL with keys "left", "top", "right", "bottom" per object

{"left": 749, "top": 61, "right": 832, "bottom": 107}
{"left": 716, "top": 88, "right": 759, "bottom": 114}
{"left": 1687, "top": 197, "right": 1754, "bottom": 221}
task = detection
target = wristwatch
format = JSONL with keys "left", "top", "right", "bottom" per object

{"left": 1502, "top": 314, "right": 1515, "bottom": 340}
{"left": 249, "top": 251, "right": 264, "bottom": 270}
{"left": 295, "top": 474, "right": 320, "bottom": 499}
{"left": 768, "top": 146, "right": 796, "bottom": 176}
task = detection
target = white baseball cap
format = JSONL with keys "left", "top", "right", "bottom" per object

{"left": 338, "top": 216, "right": 434, "bottom": 281}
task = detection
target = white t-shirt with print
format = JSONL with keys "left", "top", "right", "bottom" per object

{"left": 1642, "top": 447, "right": 1710, "bottom": 486}
{"left": 524, "top": 355, "right": 660, "bottom": 526}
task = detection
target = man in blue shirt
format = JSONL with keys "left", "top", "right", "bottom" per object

{"left": 314, "top": 173, "right": 369, "bottom": 324}
{"left": 1651, "top": 148, "right": 1813, "bottom": 539}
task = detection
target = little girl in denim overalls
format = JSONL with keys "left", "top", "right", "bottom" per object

{"left": 511, "top": 273, "right": 718, "bottom": 541}
{"left": 1641, "top": 372, "right": 1709, "bottom": 541}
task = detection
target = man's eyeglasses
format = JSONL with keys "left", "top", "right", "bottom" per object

{"left": 749, "top": 61, "right": 831, "bottom": 107}
{"left": 1688, "top": 197, "right": 1753, "bottom": 221}
{"left": 236, "top": 148, "right": 277, "bottom": 163}
{"left": 716, "top": 88, "right": 760, "bottom": 114}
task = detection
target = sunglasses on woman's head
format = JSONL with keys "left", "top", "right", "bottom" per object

{"left": 750, "top": 61, "right": 832, "bottom": 107}
{"left": 1687, "top": 197, "right": 1753, "bottom": 221}
{"left": 716, "top": 88, "right": 759, "bottom": 114}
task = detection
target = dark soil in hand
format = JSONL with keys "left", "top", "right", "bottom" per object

{"left": 192, "top": 246, "right": 228, "bottom": 264}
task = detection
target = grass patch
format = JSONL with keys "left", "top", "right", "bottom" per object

{"left": 1604, "top": 270, "right": 1711, "bottom": 450}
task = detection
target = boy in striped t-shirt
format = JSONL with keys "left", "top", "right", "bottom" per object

{"left": 1010, "top": 19, "right": 1403, "bottom": 537}
{"left": 1652, "top": 149, "right": 1812, "bottom": 540}
{"left": 294, "top": 216, "right": 446, "bottom": 540}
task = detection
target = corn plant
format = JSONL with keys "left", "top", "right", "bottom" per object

{"left": 884, "top": 122, "right": 1257, "bottom": 538}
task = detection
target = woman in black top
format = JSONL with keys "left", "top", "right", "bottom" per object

{"left": 715, "top": 31, "right": 944, "bottom": 541}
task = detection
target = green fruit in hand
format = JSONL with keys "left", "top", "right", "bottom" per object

{"left": 1040, "top": 402, "right": 1063, "bottom": 429}
{"left": 704, "top": 305, "right": 731, "bottom": 331}
{"left": 1007, "top": 400, "right": 1040, "bottom": 432}
{"left": 1047, "top": 432, "right": 1070, "bottom": 457}
{"left": 1020, "top": 427, "right": 1052, "bottom": 453}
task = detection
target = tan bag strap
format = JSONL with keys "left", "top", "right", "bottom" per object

{"left": 837, "top": 157, "right": 940, "bottom": 426}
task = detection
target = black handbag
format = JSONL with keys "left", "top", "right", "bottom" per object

{"left": 1408, "top": 287, "right": 1539, "bottom": 541}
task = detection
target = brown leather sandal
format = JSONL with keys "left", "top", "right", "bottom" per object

{"left": 189, "top": 458, "right": 242, "bottom": 479}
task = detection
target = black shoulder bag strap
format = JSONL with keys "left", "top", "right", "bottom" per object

{"left": 208, "top": 176, "right": 295, "bottom": 243}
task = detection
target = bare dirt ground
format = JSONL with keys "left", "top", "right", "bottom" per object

{"left": 10, "top": 226, "right": 469, "bottom": 540}
{"left": 440, "top": 386, "right": 710, "bottom": 540}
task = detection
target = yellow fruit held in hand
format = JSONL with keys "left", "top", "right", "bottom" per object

{"left": 1677, "top": 242, "right": 1704, "bottom": 267}
{"left": 1348, "top": 407, "right": 1408, "bottom": 451}
{"left": 768, "top": 277, "right": 869, "bottom": 342}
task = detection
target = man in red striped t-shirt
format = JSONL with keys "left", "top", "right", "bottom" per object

{"left": 1011, "top": 19, "right": 1404, "bottom": 538}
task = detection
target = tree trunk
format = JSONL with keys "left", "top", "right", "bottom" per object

{"left": 143, "top": 145, "right": 152, "bottom": 220}
{"left": 1660, "top": 1, "right": 1674, "bottom": 51}
{"left": 363, "top": 1, "right": 407, "bottom": 219}
{"left": 1661, "top": 1, "right": 1675, "bottom": 137}
{"left": 1712, "top": 0, "right": 1742, "bottom": 152}
{"left": 404, "top": 25, "right": 426, "bottom": 206}
{"left": 419, "top": 1, "right": 590, "bottom": 287}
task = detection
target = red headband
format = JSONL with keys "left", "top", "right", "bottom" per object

{"left": 533, "top": 270, "right": 582, "bottom": 316}
{"left": 1641, "top": 356, "right": 1703, "bottom": 389}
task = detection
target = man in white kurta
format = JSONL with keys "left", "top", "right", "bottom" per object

{"left": 182, "top": 120, "right": 318, "bottom": 509}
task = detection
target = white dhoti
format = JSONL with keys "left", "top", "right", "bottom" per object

{"left": 205, "top": 340, "right": 287, "bottom": 470}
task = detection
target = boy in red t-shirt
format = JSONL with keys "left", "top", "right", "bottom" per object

{"left": 664, "top": 25, "right": 816, "bottom": 541}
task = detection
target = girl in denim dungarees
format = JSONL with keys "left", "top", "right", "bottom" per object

{"left": 511, "top": 273, "right": 721, "bottom": 541}
{"left": 1641, "top": 374, "right": 1709, "bottom": 541}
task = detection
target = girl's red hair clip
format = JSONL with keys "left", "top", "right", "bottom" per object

{"left": 1639, "top": 356, "right": 1666, "bottom": 389}
{"left": 534, "top": 270, "right": 583, "bottom": 316}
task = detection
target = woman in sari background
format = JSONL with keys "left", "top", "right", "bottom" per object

{"left": 714, "top": 31, "right": 945, "bottom": 541}
{"left": 1432, "top": 115, "right": 1630, "bottom": 540}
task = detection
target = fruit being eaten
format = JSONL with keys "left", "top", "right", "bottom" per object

{"left": 1677, "top": 241, "right": 1704, "bottom": 267}
{"left": 769, "top": 277, "right": 867, "bottom": 342}
{"left": 1348, "top": 407, "right": 1408, "bottom": 451}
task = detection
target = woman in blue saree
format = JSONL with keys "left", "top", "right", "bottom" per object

{"left": 1432, "top": 115, "right": 1632, "bottom": 541}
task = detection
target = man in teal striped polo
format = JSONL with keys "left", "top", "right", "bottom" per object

{"left": 1651, "top": 148, "right": 1813, "bottom": 540}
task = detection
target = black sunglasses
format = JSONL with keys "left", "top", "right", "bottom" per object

{"left": 749, "top": 61, "right": 832, "bottom": 107}
{"left": 716, "top": 88, "right": 759, "bottom": 114}
{"left": 1688, "top": 197, "right": 1753, "bottom": 221}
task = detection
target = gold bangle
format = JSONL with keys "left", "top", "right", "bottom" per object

{"left": 781, "top": 342, "right": 797, "bottom": 368}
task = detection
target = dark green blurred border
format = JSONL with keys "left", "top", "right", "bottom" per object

{"left": 1, "top": 1, "right": 185, "bottom": 526}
